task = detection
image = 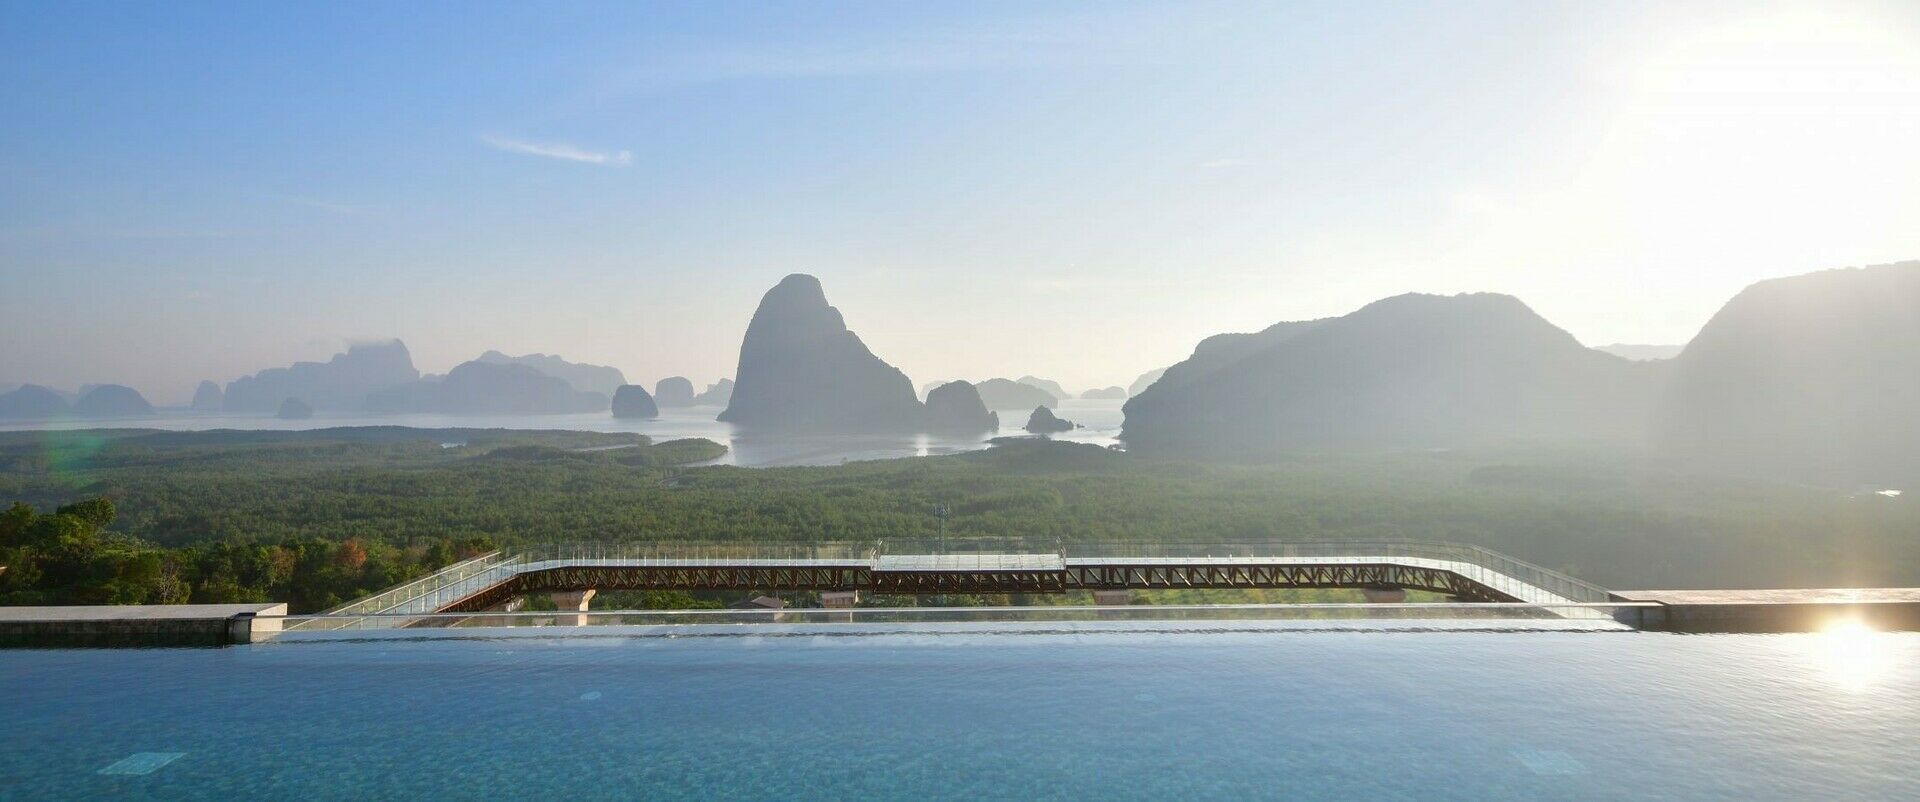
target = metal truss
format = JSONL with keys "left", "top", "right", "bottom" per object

{"left": 441, "top": 559, "right": 1517, "bottom": 611}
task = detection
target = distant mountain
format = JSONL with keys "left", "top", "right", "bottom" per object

{"left": 475, "top": 351, "right": 627, "bottom": 397}
{"left": 435, "top": 362, "right": 607, "bottom": 414}
{"left": 1016, "top": 376, "right": 1069, "bottom": 402}
{"left": 692, "top": 378, "right": 733, "bottom": 407}
{"left": 1658, "top": 261, "right": 1920, "bottom": 483}
{"left": 925, "top": 381, "right": 998, "bottom": 433}
{"left": 275, "top": 397, "right": 313, "bottom": 420}
{"left": 73, "top": 384, "right": 153, "bottom": 417}
{"left": 1123, "top": 293, "right": 1654, "bottom": 455}
{"left": 1081, "top": 386, "right": 1127, "bottom": 400}
{"left": 1128, "top": 367, "right": 1167, "bottom": 396}
{"left": 225, "top": 340, "right": 419, "bottom": 413}
{"left": 1150, "top": 319, "right": 1329, "bottom": 396}
{"left": 366, "top": 361, "right": 607, "bottom": 415}
{"left": 654, "top": 377, "right": 696, "bottom": 408}
{"left": 1024, "top": 405, "right": 1074, "bottom": 433}
{"left": 718, "top": 274, "right": 925, "bottom": 432}
{"left": 190, "top": 380, "right": 223, "bottom": 412}
{"left": 611, "top": 385, "right": 659, "bottom": 419}
{"left": 1596, "top": 344, "right": 1683, "bottom": 361}
{"left": 0, "top": 384, "right": 70, "bottom": 419}
{"left": 974, "top": 378, "right": 1058, "bottom": 411}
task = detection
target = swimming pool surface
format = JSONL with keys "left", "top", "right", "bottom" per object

{"left": 4, "top": 627, "right": 1916, "bottom": 799}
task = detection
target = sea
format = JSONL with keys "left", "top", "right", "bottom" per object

{"left": 0, "top": 399, "right": 1127, "bottom": 468}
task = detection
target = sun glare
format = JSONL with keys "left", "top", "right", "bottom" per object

{"left": 1815, "top": 618, "right": 1886, "bottom": 692}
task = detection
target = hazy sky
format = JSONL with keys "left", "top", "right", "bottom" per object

{"left": 5, "top": 1, "right": 1920, "bottom": 403}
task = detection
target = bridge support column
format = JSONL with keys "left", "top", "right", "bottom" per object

{"left": 820, "top": 591, "right": 858, "bottom": 609}
{"left": 550, "top": 589, "right": 596, "bottom": 626}
{"left": 1361, "top": 586, "right": 1407, "bottom": 604}
{"left": 1092, "top": 590, "right": 1133, "bottom": 607}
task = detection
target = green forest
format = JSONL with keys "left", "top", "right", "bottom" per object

{"left": 2, "top": 427, "right": 1915, "bottom": 612}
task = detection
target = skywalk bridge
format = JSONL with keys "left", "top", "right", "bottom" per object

{"left": 300, "top": 540, "right": 1615, "bottom": 625}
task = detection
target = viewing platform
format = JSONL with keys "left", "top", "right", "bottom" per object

{"left": 264, "top": 540, "right": 1920, "bottom": 636}
{"left": 8, "top": 560, "right": 1918, "bottom": 644}
{"left": 288, "top": 540, "right": 1619, "bottom": 630}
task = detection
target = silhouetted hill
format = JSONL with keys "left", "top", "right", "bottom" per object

{"left": 718, "top": 274, "right": 925, "bottom": 432}
{"left": 438, "top": 362, "right": 608, "bottom": 414}
{"left": 925, "top": 381, "right": 998, "bottom": 433}
{"left": 190, "top": 380, "right": 223, "bottom": 412}
{"left": 1123, "top": 293, "right": 1654, "bottom": 455}
{"left": 475, "top": 351, "right": 627, "bottom": 397}
{"left": 1016, "top": 376, "right": 1068, "bottom": 401}
{"left": 1024, "top": 405, "right": 1074, "bottom": 433}
{"left": 692, "top": 378, "right": 733, "bottom": 406}
{"left": 1128, "top": 367, "right": 1167, "bottom": 396}
{"left": 0, "top": 385, "right": 70, "bottom": 419}
{"left": 73, "top": 384, "right": 153, "bottom": 417}
{"left": 225, "top": 340, "right": 419, "bottom": 413}
{"left": 974, "top": 378, "right": 1058, "bottom": 410}
{"left": 654, "top": 377, "right": 696, "bottom": 407}
{"left": 1149, "top": 319, "right": 1328, "bottom": 395}
{"left": 1081, "top": 386, "right": 1127, "bottom": 399}
{"left": 611, "top": 385, "right": 658, "bottom": 419}
{"left": 1595, "top": 343, "right": 1683, "bottom": 362}
{"left": 1659, "top": 261, "right": 1920, "bottom": 483}
{"left": 365, "top": 361, "right": 608, "bottom": 415}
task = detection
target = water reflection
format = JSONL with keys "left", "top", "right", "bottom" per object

{"left": 0, "top": 399, "right": 1129, "bottom": 468}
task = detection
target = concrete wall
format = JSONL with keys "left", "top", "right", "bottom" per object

{"left": 0, "top": 603, "right": 287, "bottom": 648}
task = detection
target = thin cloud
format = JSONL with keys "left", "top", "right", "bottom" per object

{"left": 481, "top": 134, "right": 633, "bottom": 167}
{"left": 1199, "top": 158, "right": 1255, "bottom": 169}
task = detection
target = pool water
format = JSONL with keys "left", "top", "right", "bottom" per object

{"left": 3, "top": 628, "right": 1916, "bottom": 799}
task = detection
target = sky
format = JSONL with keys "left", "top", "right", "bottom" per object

{"left": 4, "top": 1, "right": 1920, "bottom": 404}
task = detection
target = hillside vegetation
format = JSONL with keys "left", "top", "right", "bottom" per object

{"left": 2, "top": 431, "right": 1913, "bottom": 611}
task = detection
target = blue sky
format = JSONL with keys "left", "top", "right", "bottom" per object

{"left": 5, "top": 1, "right": 1920, "bottom": 402}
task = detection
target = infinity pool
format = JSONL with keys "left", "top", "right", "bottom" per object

{"left": 4, "top": 627, "right": 1916, "bottom": 799}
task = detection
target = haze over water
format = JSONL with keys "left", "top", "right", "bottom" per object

{"left": 0, "top": 400, "right": 1127, "bottom": 467}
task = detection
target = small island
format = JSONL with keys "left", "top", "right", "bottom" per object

{"left": 611, "top": 384, "right": 659, "bottom": 419}
{"left": 1024, "top": 405, "right": 1075, "bottom": 434}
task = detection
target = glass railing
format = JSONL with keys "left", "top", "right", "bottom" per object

{"left": 877, "top": 536, "right": 1061, "bottom": 556}
{"left": 290, "top": 551, "right": 523, "bottom": 630}
{"left": 311, "top": 550, "right": 506, "bottom": 616}
{"left": 515, "top": 541, "right": 879, "bottom": 567}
